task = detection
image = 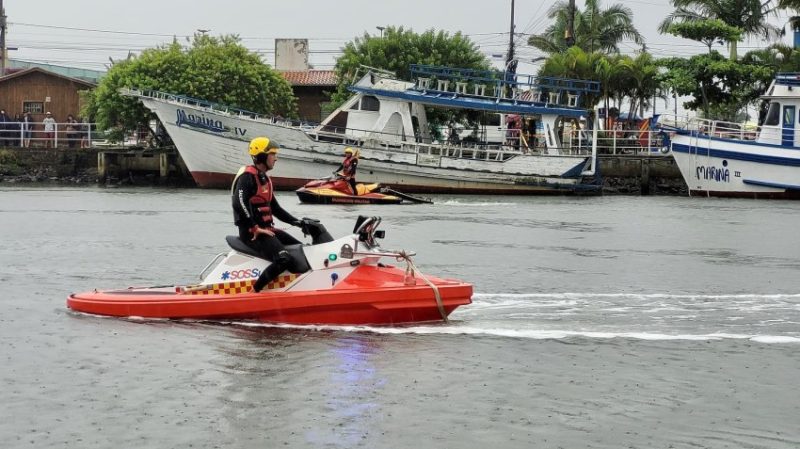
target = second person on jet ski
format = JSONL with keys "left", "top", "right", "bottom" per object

{"left": 232, "top": 136, "right": 304, "bottom": 292}
{"left": 334, "top": 147, "right": 359, "bottom": 195}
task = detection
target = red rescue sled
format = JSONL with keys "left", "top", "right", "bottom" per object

{"left": 296, "top": 177, "right": 432, "bottom": 205}
{"left": 67, "top": 217, "right": 470, "bottom": 325}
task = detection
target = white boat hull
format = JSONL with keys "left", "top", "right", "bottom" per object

{"left": 140, "top": 97, "right": 598, "bottom": 194}
{"left": 670, "top": 132, "right": 800, "bottom": 199}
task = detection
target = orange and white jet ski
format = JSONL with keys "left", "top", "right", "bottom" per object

{"left": 67, "top": 216, "right": 470, "bottom": 325}
{"left": 296, "top": 176, "right": 432, "bottom": 205}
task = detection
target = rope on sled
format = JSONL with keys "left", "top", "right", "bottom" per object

{"left": 396, "top": 250, "right": 448, "bottom": 323}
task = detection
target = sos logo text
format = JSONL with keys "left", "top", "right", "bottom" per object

{"left": 221, "top": 269, "right": 261, "bottom": 281}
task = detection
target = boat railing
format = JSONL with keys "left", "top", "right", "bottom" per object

{"left": 312, "top": 125, "right": 516, "bottom": 160}
{"left": 657, "top": 113, "right": 759, "bottom": 141}
{"left": 311, "top": 123, "right": 591, "bottom": 161}
{"left": 775, "top": 72, "right": 800, "bottom": 87}
{"left": 693, "top": 118, "right": 759, "bottom": 141}
{"left": 120, "top": 88, "right": 319, "bottom": 130}
{"left": 409, "top": 64, "right": 599, "bottom": 110}
{"left": 568, "top": 128, "right": 666, "bottom": 156}
{"left": 656, "top": 113, "right": 692, "bottom": 130}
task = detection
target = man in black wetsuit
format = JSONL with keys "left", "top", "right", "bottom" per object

{"left": 232, "top": 136, "right": 304, "bottom": 292}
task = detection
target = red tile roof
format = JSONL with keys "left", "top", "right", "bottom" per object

{"left": 280, "top": 70, "right": 337, "bottom": 86}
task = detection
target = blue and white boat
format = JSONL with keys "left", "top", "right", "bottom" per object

{"left": 661, "top": 73, "right": 800, "bottom": 199}
{"left": 124, "top": 65, "right": 602, "bottom": 194}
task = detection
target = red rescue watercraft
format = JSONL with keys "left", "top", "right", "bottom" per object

{"left": 296, "top": 177, "right": 432, "bottom": 205}
{"left": 67, "top": 216, "right": 471, "bottom": 325}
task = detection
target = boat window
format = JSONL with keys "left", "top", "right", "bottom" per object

{"left": 361, "top": 96, "right": 380, "bottom": 112}
{"left": 485, "top": 114, "right": 501, "bottom": 126}
{"left": 764, "top": 102, "right": 781, "bottom": 126}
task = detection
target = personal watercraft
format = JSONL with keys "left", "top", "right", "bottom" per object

{"left": 295, "top": 176, "right": 432, "bottom": 205}
{"left": 67, "top": 216, "right": 471, "bottom": 325}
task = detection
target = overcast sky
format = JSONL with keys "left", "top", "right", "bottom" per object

{"left": 6, "top": 0, "right": 797, "bottom": 75}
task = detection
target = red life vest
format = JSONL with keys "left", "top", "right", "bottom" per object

{"left": 243, "top": 165, "right": 274, "bottom": 227}
{"left": 342, "top": 156, "right": 357, "bottom": 178}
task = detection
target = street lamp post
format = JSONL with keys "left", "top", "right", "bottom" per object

{"left": 376, "top": 26, "right": 385, "bottom": 38}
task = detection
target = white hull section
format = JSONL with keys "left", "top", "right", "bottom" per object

{"left": 139, "top": 97, "right": 595, "bottom": 193}
{"left": 670, "top": 133, "right": 800, "bottom": 198}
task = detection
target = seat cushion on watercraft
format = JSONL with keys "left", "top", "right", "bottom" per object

{"left": 226, "top": 235, "right": 262, "bottom": 258}
{"left": 225, "top": 236, "right": 310, "bottom": 273}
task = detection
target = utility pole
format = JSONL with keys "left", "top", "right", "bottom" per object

{"left": 0, "top": 0, "right": 6, "bottom": 76}
{"left": 505, "top": 0, "right": 516, "bottom": 76}
{"left": 565, "top": 0, "right": 575, "bottom": 48}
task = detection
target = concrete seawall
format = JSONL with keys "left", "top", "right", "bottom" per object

{"left": 0, "top": 147, "right": 191, "bottom": 186}
{"left": 0, "top": 147, "right": 687, "bottom": 195}
{"left": 598, "top": 154, "right": 686, "bottom": 196}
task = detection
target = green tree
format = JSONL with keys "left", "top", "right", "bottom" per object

{"left": 658, "top": 0, "right": 781, "bottom": 60}
{"left": 331, "top": 26, "right": 488, "bottom": 105}
{"left": 539, "top": 47, "right": 610, "bottom": 128}
{"left": 593, "top": 54, "right": 630, "bottom": 127}
{"left": 618, "top": 52, "right": 664, "bottom": 119}
{"left": 86, "top": 34, "right": 296, "bottom": 141}
{"left": 527, "top": 0, "right": 643, "bottom": 54}
{"left": 659, "top": 51, "right": 774, "bottom": 120}
{"left": 741, "top": 43, "right": 800, "bottom": 72}
{"left": 541, "top": 49, "right": 664, "bottom": 126}
{"left": 666, "top": 19, "right": 742, "bottom": 53}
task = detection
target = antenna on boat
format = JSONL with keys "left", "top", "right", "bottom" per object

{"left": 358, "top": 64, "right": 396, "bottom": 78}
{"left": 348, "top": 65, "right": 397, "bottom": 86}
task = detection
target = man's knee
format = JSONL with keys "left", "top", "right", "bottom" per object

{"left": 275, "top": 250, "right": 292, "bottom": 268}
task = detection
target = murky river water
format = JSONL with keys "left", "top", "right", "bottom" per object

{"left": 1, "top": 186, "right": 799, "bottom": 448}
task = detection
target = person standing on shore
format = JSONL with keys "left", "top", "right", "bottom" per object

{"left": 65, "top": 115, "right": 79, "bottom": 148}
{"left": 21, "top": 112, "right": 33, "bottom": 148}
{"left": 11, "top": 114, "right": 22, "bottom": 147}
{"left": 42, "top": 112, "right": 56, "bottom": 148}
{"left": 0, "top": 109, "right": 9, "bottom": 147}
{"left": 79, "top": 117, "right": 90, "bottom": 148}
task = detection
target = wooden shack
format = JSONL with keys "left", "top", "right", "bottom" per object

{"left": 0, "top": 67, "right": 96, "bottom": 124}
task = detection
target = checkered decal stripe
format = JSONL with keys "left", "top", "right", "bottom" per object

{"left": 187, "top": 274, "right": 299, "bottom": 296}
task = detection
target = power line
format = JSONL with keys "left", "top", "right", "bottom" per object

{"left": 10, "top": 21, "right": 187, "bottom": 37}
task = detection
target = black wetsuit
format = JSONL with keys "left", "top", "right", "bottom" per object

{"left": 232, "top": 168, "right": 302, "bottom": 291}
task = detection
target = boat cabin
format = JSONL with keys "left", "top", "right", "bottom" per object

{"left": 315, "top": 65, "right": 599, "bottom": 156}
{"left": 757, "top": 73, "right": 800, "bottom": 147}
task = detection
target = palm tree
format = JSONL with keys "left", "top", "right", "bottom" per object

{"left": 528, "top": 0, "right": 644, "bottom": 55}
{"left": 658, "top": 0, "right": 782, "bottom": 60}
{"left": 539, "top": 47, "right": 610, "bottom": 128}
{"left": 594, "top": 54, "right": 629, "bottom": 128}
{"left": 618, "top": 52, "right": 663, "bottom": 119}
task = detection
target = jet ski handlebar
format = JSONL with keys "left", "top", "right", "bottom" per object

{"left": 354, "top": 216, "right": 384, "bottom": 247}
{"left": 354, "top": 216, "right": 381, "bottom": 234}
{"left": 299, "top": 217, "right": 334, "bottom": 244}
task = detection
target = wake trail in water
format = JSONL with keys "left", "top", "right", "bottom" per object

{"left": 473, "top": 292, "right": 800, "bottom": 301}
{"left": 222, "top": 291, "right": 800, "bottom": 343}
{"left": 228, "top": 321, "right": 800, "bottom": 344}
{"left": 469, "top": 292, "right": 800, "bottom": 312}
{"left": 436, "top": 200, "right": 518, "bottom": 207}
